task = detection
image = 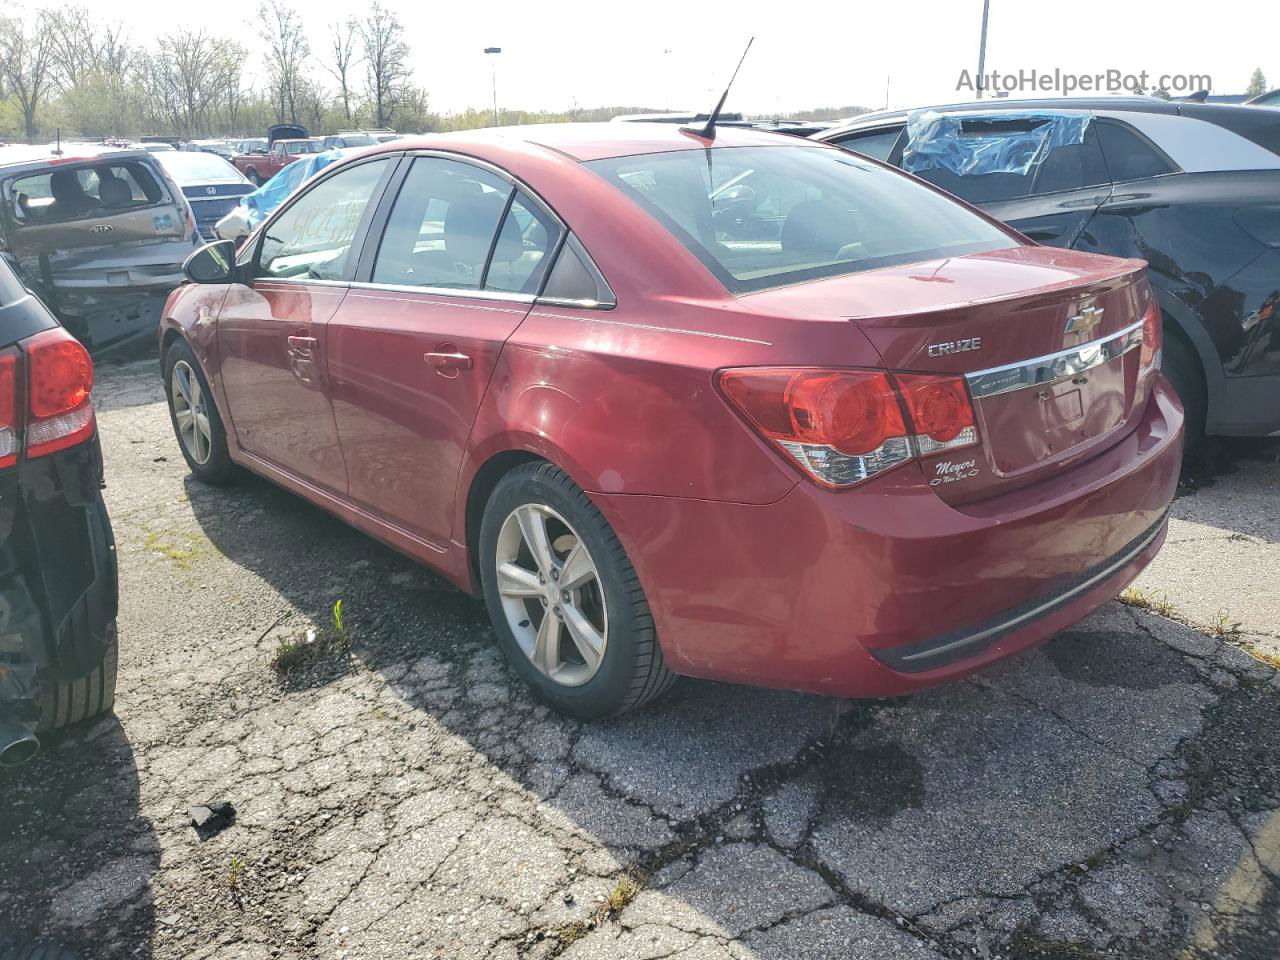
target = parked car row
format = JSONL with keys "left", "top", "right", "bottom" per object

{"left": 2, "top": 91, "right": 1275, "bottom": 742}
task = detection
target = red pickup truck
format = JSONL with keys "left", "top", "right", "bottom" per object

{"left": 231, "top": 124, "right": 324, "bottom": 185}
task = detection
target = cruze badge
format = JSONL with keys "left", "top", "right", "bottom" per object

{"left": 1065, "top": 305, "right": 1104, "bottom": 336}
{"left": 926, "top": 337, "right": 982, "bottom": 358}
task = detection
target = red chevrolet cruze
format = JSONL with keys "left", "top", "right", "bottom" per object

{"left": 161, "top": 123, "right": 1183, "bottom": 718}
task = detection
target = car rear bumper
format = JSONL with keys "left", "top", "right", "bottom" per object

{"left": 593, "top": 375, "right": 1184, "bottom": 698}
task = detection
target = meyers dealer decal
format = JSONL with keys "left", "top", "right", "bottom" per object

{"left": 931, "top": 459, "right": 979, "bottom": 486}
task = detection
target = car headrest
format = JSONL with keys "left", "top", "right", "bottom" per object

{"left": 49, "top": 170, "right": 86, "bottom": 204}
{"left": 780, "top": 200, "right": 863, "bottom": 261}
{"left": 443, "top": 193, "right": 507, "bottom": 269}
{"left": 97, "top": 174, "right": 132, "bottom": 208}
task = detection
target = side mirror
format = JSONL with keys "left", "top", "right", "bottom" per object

{"left": 183, "top": 240, "right": 237, "bottom": 284}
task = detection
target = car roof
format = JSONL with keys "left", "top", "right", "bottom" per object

{"left": 0, "top": 143, "right": 154, "bottom": 172}
{"left": 389, "top": 121, "right": 812, "bottom": 163}
{"left": 821, "top": 96, "right": 1279, "bottom": 134}
{"left": 819, "top": 97, "right": 1280, "bottom": 164}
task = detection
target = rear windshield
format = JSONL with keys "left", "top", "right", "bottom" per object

{"left": 587, "top": 146, "right": 1014, "bottom": 293}
{"left": 284, "top": 141, "right": 324, "bottom": 156}
{"left": 338, "top": 134, "right": 376, "bottom": 147}
{"left": 156, "top": 150, "right": 243, "bottom": 184}
{"left": 7, "top": 160, "right": 170, "bottom": 225}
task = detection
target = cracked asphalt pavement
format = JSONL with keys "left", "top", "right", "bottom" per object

{"left": 2, "top": 358, "right": 1278, "bottom": 960}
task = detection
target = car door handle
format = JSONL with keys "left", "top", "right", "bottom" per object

{"left": 425, "top": 348, "right": 473, "bottom": 375}
{"left": 287, "top": 335, "right": 317, "bottom": 358}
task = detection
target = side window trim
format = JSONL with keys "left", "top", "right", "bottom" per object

{"left": 478, "top": 187, "right": 519, "bottom": 290}
{"left": 248, "top": 153, "right": 403, "bottom": 284}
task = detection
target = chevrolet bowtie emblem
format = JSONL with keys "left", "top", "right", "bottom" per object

{"left": 1065, "top": 305, "right": 1104, "bottom": 336}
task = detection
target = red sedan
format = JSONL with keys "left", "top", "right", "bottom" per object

{"left": 160, "top": 123, "right": 1183, "bottom": 718}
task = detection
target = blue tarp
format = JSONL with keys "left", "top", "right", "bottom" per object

{"left": 902, "top": 110, "right": 1093, "bottom": 179}
{"left": 239, "top": 148, "right": 358, "bottom": 229}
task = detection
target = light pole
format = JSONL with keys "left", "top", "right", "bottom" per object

{"left": 976, "top": 0, "right": 990, "bottom": 99}
{"left": 484, "top": 47, "right": 502, "bottom": 126}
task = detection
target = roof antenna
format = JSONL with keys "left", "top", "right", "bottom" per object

{"left": 682, "top": 37, "right": 754, "bottom": 141}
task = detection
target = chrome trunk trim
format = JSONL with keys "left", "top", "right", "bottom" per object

{"left": 965, "top": 319, "right": 1144, "bottom": 399}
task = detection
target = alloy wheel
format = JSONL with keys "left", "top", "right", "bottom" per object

{"left": 494, "top": 503, "right": 609, "bottom": 687}
{"left": 171, "top": 360, "right": 213, "bottom": 465}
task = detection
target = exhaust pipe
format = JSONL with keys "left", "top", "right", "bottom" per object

{"left": 0, "top": 720, "right": 39, "bottom": 767}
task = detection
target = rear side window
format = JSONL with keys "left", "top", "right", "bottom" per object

{"left": 587, "top": 146, "right": 1013, "bottom": 294}
{"left": 372, "top": 157, "right": 518, "bottom": 291}
{"left": 833, "top": 128, "right": 902, "bottom": 162}
{"left": 258, "top": 158, "right": 389, "bottom": 281}
{"left": 1096, "top": 120, "right": 1176, "bottom": 182}
{"left": 484, "top": 193, "right": 563, "bottom": 294}
{"left": 8, "top": 160, "right": 168, "bottom": 224}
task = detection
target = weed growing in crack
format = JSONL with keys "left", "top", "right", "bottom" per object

{"left": 227, "top": 854, "right": 245, "bottom": 889}
{"left": 1245, "top": 644, "right": 1280, "bottom": 671}
{"left": 270, "top": 599, "right": 354, "bottom": 677}
{"left": 1212, "top": 608, "right": 1240, "bottom": 637}
{"left": 603, "top": 875, "right": 639, "bottom": 915}
{"left": 539, "top": 873, "right": 643, "bottom": 953}
{"left": 331, "top": 598, "right": 350, "bottom": 653}
{"left": 1118, "top": 586, "right": 1181, "bottom": 619}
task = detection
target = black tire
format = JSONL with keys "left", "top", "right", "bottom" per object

{"left": 37, "top": 622, "right": 117, "bottom": 733}
{"left": 478, "top": 462, "right": 676, "bottom": 719}
{"left": 1162, "top": 330, "right": 1206, "bottom": 452}
{"left": 163, "top": 337, "right": 237, "bottom": 485}
{"left": 245, "top": 169, "right": 261, "bottom": 186}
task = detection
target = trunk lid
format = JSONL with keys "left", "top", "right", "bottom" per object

{"left": 738, "top": 246, "right": 1152, "bottom": 503}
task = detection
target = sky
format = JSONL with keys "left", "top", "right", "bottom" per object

{"left": 29, "top": 0, "right": 1280, "bottom": 116}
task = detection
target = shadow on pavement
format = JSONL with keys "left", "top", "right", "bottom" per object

{"left": 177, "top": 465, "right": 1280, "bottom": 960}
{"left": 0, "top": 718, "right": 156, "bottom": 959}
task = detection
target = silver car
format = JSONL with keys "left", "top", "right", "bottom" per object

{"left": 0, "top": 143, "right": 199, "bottom": 354}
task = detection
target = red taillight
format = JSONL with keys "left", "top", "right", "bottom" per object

{"left": 0, "top": 354, "right": 16, "bottom": 468}
{"left": 718, "top": 367, "right": 978, "bottom": 489}
{"left": 1139, "top": 300, "right": 1162, "bottom": 377}
{"left": 896, "top": 373, "right": 978, "bottom": 454}
{"left": 24, "top": 327, "right": 94, "bottom": 458}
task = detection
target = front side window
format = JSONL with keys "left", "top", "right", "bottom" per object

{"left": 372, "top": 157, "right": 515, "bottom": 290}
{"left": 903, "top": 114, "right": 1107, "bottom": 203}
{"left": 9, "top": 160, "right": 168, "bottom": 223}
{"left": 587, "top": 146, "right": 1013, "bottom": 294}
{"left": 258, "top": 158, "right": 389, "bottom": 281}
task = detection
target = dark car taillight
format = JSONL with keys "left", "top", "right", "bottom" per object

{"left": 718, "top": 367, "right": 979, "bottom": 489}
{"left": 25, "top": 328, "right": 94, "bottom": 458}
{"left": 1139, "top": 300, "right": 1162, "bottom": 381}
{"left": 0, "top": 353, "right": 17, "bottom": 468}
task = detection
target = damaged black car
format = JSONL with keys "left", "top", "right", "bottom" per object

{"left": 0, "top": 254, "right": 117, "bottom": 767}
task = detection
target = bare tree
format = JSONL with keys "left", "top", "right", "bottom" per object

{"left": 264, "top": 0, "right": 310, "bottom": 124}
{"left": 0, "top": 10, "right": 56, "bottom": 139}
{"left": 140, "top": 30, "right": 244, "bottom": 137}
{"left": 356, "top": 3, "right": 411, "bottom": 129}
{"left": 326, "top": 19, "right": 360, "bottom": 126}
{"left": 42, "top": 6, "right": 133, "bottom": 88}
